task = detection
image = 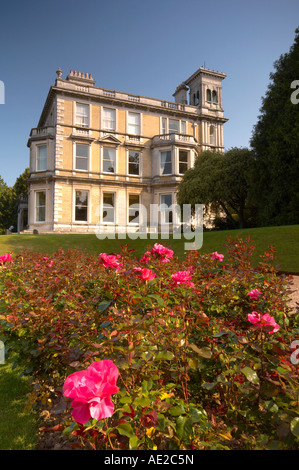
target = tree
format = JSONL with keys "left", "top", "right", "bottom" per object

{"left": 0, "top": 168, "right": 29, "bottom": 232}
{"left": 176, "top": 148, "right": 257, "bottom": 229}
{"left": 250, "top": 27, "right": 299, "bottom": 226}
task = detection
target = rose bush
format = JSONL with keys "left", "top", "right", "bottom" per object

{"left": 0, "top": 237, "right": 299, "bottom": 450}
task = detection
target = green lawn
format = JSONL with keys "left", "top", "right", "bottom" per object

{"left": 0, "top": 355, "right": 38, "bottom": 450}
{"left": 0, "top": 224, "right": 298, "bottom": 272}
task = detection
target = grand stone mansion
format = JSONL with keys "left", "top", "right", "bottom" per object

{"left": 26, "top": 66, "right": 227, "bottom": 233}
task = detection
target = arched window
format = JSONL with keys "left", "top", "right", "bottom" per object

{"left": 212, "top": 90, "right": 218, "bottom": 104}
{"left": 206, "top": 89, "right": 211, "bottom": 103}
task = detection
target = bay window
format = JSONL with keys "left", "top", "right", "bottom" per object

{"left": 37, "top": 144, "right": 47, "bottom": 171}
{"left": 35, "top": 191, "right": 46, "bottom": 222}
{"left": 160, "top": 150, "right": 172, "bottom": 175}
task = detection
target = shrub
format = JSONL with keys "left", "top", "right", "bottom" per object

{"left": 0, "top": 238, "right": 298, "bottom": 450}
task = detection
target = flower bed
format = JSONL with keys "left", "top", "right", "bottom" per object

{"left": 0, "top": 237, "right": 299, "bottom": 450}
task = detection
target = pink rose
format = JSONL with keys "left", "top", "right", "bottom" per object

{"left": 210, "top": 251, "right": 224, "bottom": 262}
{"left": 140, "top": 251, "right": 151, "bottom": 264}
{"left": 247, "top": 289, "right": 262, "bottom": 300}
{"left": 171, "top": 270, "right": 194, "bottom": 287}
{"left": 151, "top": 243, "right": 174, "bottom": 262}
{"left": 63, "top": 360, "right": 119, "bottom": 424}
{"left": 0, "top": 253, "right": 13, "bottom": 264}
{"left": 99, "top": 253, "right": 123, "bottom": 270}
{"left": 134, "top": 267, "right": 156, "bottom": 281}
{"left": 247, "top": 311, "right": 280, "bottom": 334}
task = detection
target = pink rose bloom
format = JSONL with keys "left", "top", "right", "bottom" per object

{"left": 210, "top": 251, "right": 224, "bottom": 262}
{"left": 0, "top": 253, "right": 13, "bottom": 264}
{"left": 247, "top": 289, "right": 262, "bottom": 300}
{"left": 140, "top": 251, "right": 151, "bottom": 264}
{"left": 99, "top": 253, "right": 123, "bottom": 270}
{"left": 134, "top": 267, "right": 156, "bottom": 281}
{"left": 151, "top": 243, "right": 174, "bottom": 262}
{"left": 247, "top": 311, "right": 280, "bottom": 334}
{"left": 171, "top": 270, "right": 194, "bottom": 288}
{"left": 63, "top": 360, "right": 119, "bottom": 424}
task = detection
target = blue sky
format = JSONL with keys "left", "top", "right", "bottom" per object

{"left": 0, "top": 0, "right": 298, "bottom": 186}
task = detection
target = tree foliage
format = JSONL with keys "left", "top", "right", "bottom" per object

{"left": 177, "top": 148, "right": 257, "bottom": 229}
{"left": 0, "top": 168, "right": 29, "bottom": 232}
{"left": 250, "top": 27, "right": 299, "bottom": 226}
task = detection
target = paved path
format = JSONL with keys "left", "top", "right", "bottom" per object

{"left": 288, "top": 275, "right": 299, "bottom": 312}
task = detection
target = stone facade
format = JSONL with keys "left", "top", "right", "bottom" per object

{"left": 27, "top": 67, "right": 227, "bottom": 233}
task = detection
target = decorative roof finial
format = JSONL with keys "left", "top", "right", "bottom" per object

{"left": 56, "top": 67, "right": 63, "bottom": 78}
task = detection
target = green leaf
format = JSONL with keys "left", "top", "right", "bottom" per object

{"left": 202, "top": 381, "right": 217, "bottom": 390}
{"left": 189, "top": 407, "right": 207, "bottom": 423}
{"left": 116, "top": 422, "right": 135, "bottom": 438}
{"left": 241, "top": 366, "right": 260, "bottom": 385}
{"left": 119, "top": 396, "right": 132, "bottom": 404}
{"left": 189, "top": 344, "right": 212, "bottom": 358}
{"left": 134, "top": 396, "right": 151, "bottom": 407}
{"left": 176, "top": 416, "right": 193, "bottom": 441}
{"left": 129, "top": 435, "right": 141, "bottom": 450}
{"left": 155, "top": 350, "right": 174, "bottom": 361}
{"left": 98, "top": 300, "right": 113, "bottom": 313}
{"left": 291, "top": 417, "right": 299, "bottom": 438}
{"left": 169, "top": 405, "right": 185, "bottom": 416}
{"left": 147, "top": 294, "right": 165, "bottom": 307}
{"left": 142, "top": 379, "right": 153, "bottom": 392}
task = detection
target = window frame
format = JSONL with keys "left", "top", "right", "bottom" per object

{"left": 160, "top": 150, "right": 172, "bottom": 176}
{"left": 128, "top": 193, "right": 140, "bottom": 225}
{"left": 161, "top": 118, "right": 187, "bottom": 135}
{"left": 102, "top": 192, "right": 115, "bottom": 224}
{"left": 36, "top": 144, "right": 47, "bottom": 172}
{"left": 75, "top": 102, "right": 90, "bottom": 128}
{"left": 178, "top": 149, "right": 189, "bottom": 175}
{"left": 35, "top": 191, "right": 46, "bottom": 223}
{"left": 127, "top": 150, "right": 140, "bottom": 176}
{"left": 127, "top": 111, "right": 141, "bottom": 136}
{"left": 102, "top": 107, "right": 116, "bottom": 131}
{"left": 74, "top": 142, "right": 90, "bottom": 172}
{"left": 160, "top": 193, "right": 173, "bottom": 225}
{"left": 74, "top": 189, "right": 89, "bottom": 223}
{"left": 102, "top": 146, "right": 116, "bottom": 174}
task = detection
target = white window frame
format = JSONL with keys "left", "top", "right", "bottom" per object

{"left": 102, "top": 192, "right": 116, "bottom": 225}
{"left": 36, "top": 144, "right": 47, "bottom": 171}
{"left": 102, "top": 107, "right": 116, "bottom": 131}
{"left": 75, "top": 102, "right": 90, "bottom": 127}
{"left": 127, "top": 111, "right": 141, "bottom": 136}
{"left": 160, "top": 194, "right": 173, "bottom": 225}
{"left": 74, "top": 142, "right": 90, "bottom": 172}
{"left": 127, "top": 149, "right": 141, "bottom": 176}
{"left": 128, "top": 193, "right": 140, "bottom": 225}
{"left": 160, "top": 117, "right": 187, "bottom": 135}
{"left": 74, "top": 189, "right": 89, "bottom": 223}
{"left": 178, "top": 149, "right": 189, "bottom": 175}
{"left": 102, "top": 146, "right": 116, "bottom": 174}
{"left": 35, "top": 191, "right": 46, "bottom": 223}
{"left": 160, "top": 149, "right": 172, "bottom": 176}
